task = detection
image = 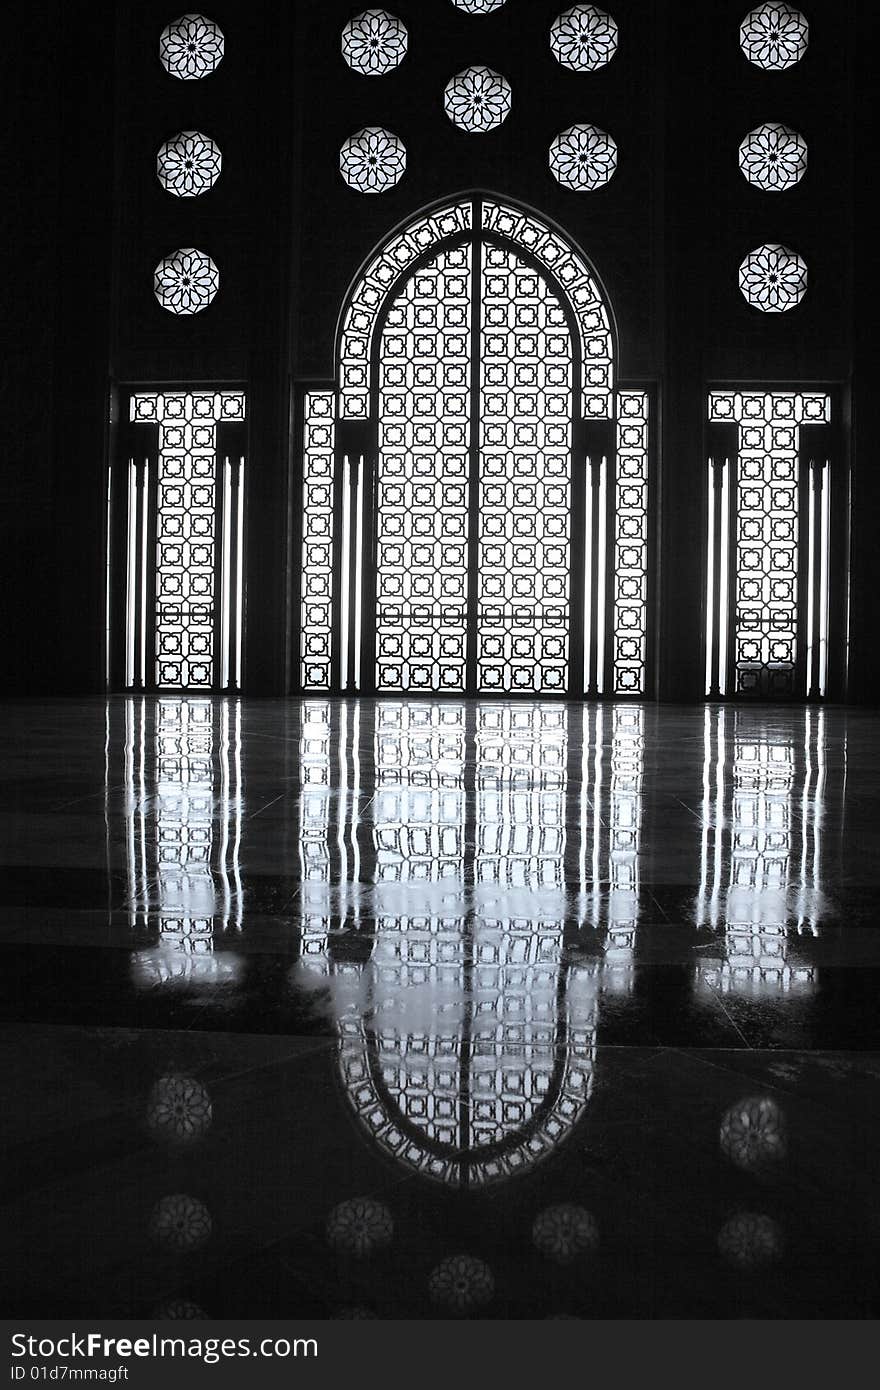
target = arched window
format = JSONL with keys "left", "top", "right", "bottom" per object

{"left": 298, "top": 196, "right": 653, "bottom": 698}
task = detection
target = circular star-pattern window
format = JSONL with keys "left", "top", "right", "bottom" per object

{"left": 549, "top": 123, "right": 617, "bottom": 190}
{"left": 738, "top": 243, "right": 807, "bottom": 312}
{"left": 450, "top": 0, "right": 507, "bottom": 13}
{"left": 550, "top": 5, "right": 619, "bottom": 71}
{"left": 739, "top": 4, "right": 808, "bottom": 70}
{"left": 159, "top": 13, "right": 225, "bottom": 80}
{"left": 157, "top": 131, "right": 222, "bottom": 197}
{"left": 154, "top": 248, "right": 220, "bottom": 315}
{"left": 341, "top": 9, "right": 408, "bottom": 75}
{"left": 738, "top": 122, "right": 807, "bottom": 190}
{"left": 339, "top": 126, "right": 406, "bottom": 192}
{"left": 444, "top": 65, "right": 512, "bottom": 133}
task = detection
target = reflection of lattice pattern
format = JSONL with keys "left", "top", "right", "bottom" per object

{"left": 300, "top": 393, "right": 335, "bottom": 689}
{"left": 482, "top": 201, "right": 613, "bottom": 417}
{"left": 613, "top": 393, "right": 649, "bottom": 694}
{"left": 476, "top": 706, "right": 567, "bottom": 893}
{"left": 376, "top": 247, "right": 472, "bottom": 692}
{"left": 709, "top": 392, "right": 830, "bottom": 697}
{"left": 607, "top": 707, "right": 643, "bottom": 954}
{"left": 131, "top": 391, "right": 245, "bottom": 689}
{"left": 155, "top": 700, "right": 215, "bottom": 947}
{"left": 339, "top": 201, "right": 473, "bottom": 419}
{"left": 696, "top": 709, "right": 820, "bottom": 996}
{"left": 298, "top": 702, "right": 335, "bottom": 955}
{"left": 478, "top": 247, "right": 571, "bottom": 693}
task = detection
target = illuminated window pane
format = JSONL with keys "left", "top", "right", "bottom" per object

{"left": 550, "top": 5, "right": 619, "bottom": 71}
{"left": 159, "top": 13, "right": 224, "bottom": 80}
{"left": 339, "top": 126, "right": 406, "bottom": 193}
{"left": 341, "top": 9, "right": 407, "bottom": 74}
{"left": 450, "top": 0, "right": 507, "bottom": 12}
{"left": 738, "top": 123, "right": 807, "bottom": 191}
{"left": 300, "top": 393, "right": 335, "bottom": 690}
{"left": 706, "top": 391, "right": 831, "bottom": 698}
{"left": 127, "top": 392, "right": 246, "bottom": 691}
{"left": 738, "top": 243, "right": 807, "bottom": 313}
{"left": 739, "top": 4, "right": 808, "bottom": 70}
{"left": 157, "top": 131, "right": 222, "bottom": 197}
{"left": 153, "top": 248, "right": 219, "bottom": 316}
{"left": 549, "top": 123, "right": 617, "bottom": 191}
{"left": 444, "top": 66, "right": 512, "bottom": 133}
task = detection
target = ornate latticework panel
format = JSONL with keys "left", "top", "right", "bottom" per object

{"left": 339, "top": 201, "right": 473, "bottom": 419}
{"left": 297, "top": 701, "right": 337, "bottom": 958}
{"left": 376, "top": 246, "right": 472, "bottom": 692}
{"left": 130, "top": 391, "right": 245, "bottom": 689}
{"left": 482, "top": 200, "right": 613, "bottom": 418}
{"left": 613, "top": 392, "right": 649, "bottom": 694}
{"left": 478, "top": 248, "right": 572, "bottom": 694}
{"left": 709, "top": 391, "right": 830, "bottom": 697}
{"left": 300, "top": 393, "right": 335, "bottom": 690}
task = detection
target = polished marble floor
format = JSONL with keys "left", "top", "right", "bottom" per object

{"left": 3, "top": 696, "right": 880, "bottom": 1318}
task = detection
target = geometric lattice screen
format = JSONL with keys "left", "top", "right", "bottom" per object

{"left": 118, "top": 391, "right": 246, "bottom": 691}
{"left": 705, "top": 390, "right": 832, "bottom": 699}
{"left": 300, "top": 196, "right": 652, "bottom": 698}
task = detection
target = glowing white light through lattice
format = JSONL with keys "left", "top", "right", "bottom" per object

{"left": 159, "top": 13, "right": 225, "bottom": 80}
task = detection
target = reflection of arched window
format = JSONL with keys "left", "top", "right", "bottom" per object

{"left": 298, "top": 197, "right": 652, "bottom": 698}
{"left": 296, "top": 699, "right": 643, "bottom": 1186}
{"left": 695, "top": 707, "right": 826, "bottom": 996}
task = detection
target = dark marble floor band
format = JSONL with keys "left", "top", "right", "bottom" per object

{"left": 2, "top": 696, "right": 880, "bottom": 1318}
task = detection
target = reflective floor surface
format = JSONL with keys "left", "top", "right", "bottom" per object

{"left": 3, "top": 696, "right": 880, "bottom": 1318}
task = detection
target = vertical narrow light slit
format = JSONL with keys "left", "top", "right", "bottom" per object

{"left": 706, "top": 460, "right": 716, "bottom": 697}
{"left": 221, "top": 458, "right": 232, "bottom": 690}
{"left": 105, "top": 465, "right": 113, "bottom": 685}
{"left": 718, "top": 460, "right": 731, "bottom": 696}
{"left": 706, "top": 459, "right": 717, "bottom": 696}
{"left": 819, "top": 462, "right": 830, "bottom": 697}
{"left": 806, "top": 466, "right": 816, "bottom": 695}
{"left": 354, "top": 455, "right": 364, "bottom": 690}
{"left": 235, "top": 459, "right": 245, "bottom": 690}
{"left": 596, "top": 456, "right": 608, "bottom": 695}
{"left": 140, "top": 461, "right": 149, "bottom": 689}
{"left": 125, "top": 462, "right": 137, "bottom": 688}
{"left": 813, "top": 707, "right": 825, "bottom": 904}
{"left": 583, "top": 456, "right": 593, "bottom": 694}
{"left": 340, "top": 456, "right": 351, "bottom": 690}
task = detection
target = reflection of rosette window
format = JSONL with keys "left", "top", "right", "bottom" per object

{"left": 717, "top": 1212, "right": 784, "bottom": 1270}
{"left": 295, "top": 701, "right": 644, "bottom": 1187}
{"left": 146, "top": 1073, "right": 213, "bottom": 1145}
{"left": 149, "top": 1194, "right": 213, "bottom": 1252}
{"left": 696, "top": 708, "right": 827, "bottom": 996}
{"left": 720, "top": 1096, "right": 787, "bottom": 1171}
{"left": 111, "top": 699, "right": 243, "bottom": 989}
